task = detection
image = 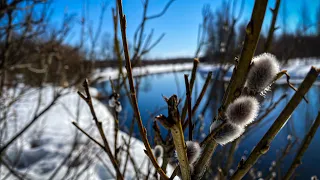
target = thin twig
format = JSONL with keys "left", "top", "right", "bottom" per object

{"left": 264, "top": 0, "right": 281, "bottom": 52}
{"left": 283, "top": 71, "right": 308, "bottom": 103}
{"left": 121, "top": 136, "right": 141, "bottom": 178}
{"left": 159, "top": 95, "right": 191, "bottom": 180}
{"left": 223, "top": 137, "right": 241, "bottom": 176}
{"left": 72, "top": 122, "right": 104, "bottom": 150}
{"left": 116, "top": 1, "right": 169, "bottom": 179}
{"left": 192, "top": 142, "right": 218, "bottom": 179}
{"left": 183, "top": 71, "right": 212, "bottom": 130}
{"left": 169, "top": 167, "right": 179, "bottom": 180}
{"left": 76, "top": 80, "right": 123, "bottom": 180}
{"left": 147, "top": 0, "right": 175, "bottom": 20}
{"left": 122, "top": 118, "right": 135, "bottom": 178}
{"left": 181, "top": 58, "right": 199, "bottom": 122}
{"left": 184, "top": 74, "right": 193, "bottom": 141}
{"left": 220, "top": 0, "right": 268, "bottom": 113}
{"left": 96, "top": 154, "right": 116, "bottom": 179}
{"left": 283, "top": 111, "right": 320, "bottom": 180}
{"left": 0, "top": 158, "right": 25, "bottom": 180}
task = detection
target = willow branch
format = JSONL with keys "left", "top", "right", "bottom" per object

{"left": 171, "top": 122, "right": 191, "bottom": 180}
{"left": 122, "top": 118, "right": 135, "bottom": 178}
{"left": 224, "top": 138, "right": 241, "bottom": 176}
{"left": 264, "top": 0, "right": 281, "bottom": 52}
{"left": 220, "top": 0, "right": 268, "bottom": 113}
{"left": 181, "top": 58, "right": 199, "bottom": 122}
{"left": 190, "top": 122, "right": 227, "bottom": 180}
{"left": 230, "top": 67, "right": 319, "bottom": 180}
{"left": 146, "top": 0, "right": 175, "bottom": 20}
{"left": 283, "top": 111, "right": 320, "bottom": 180}
{"left": 72, "top": 121, "right": 104, "bottom": 149}
{"left": 193, "top": 1, "right": 269, "bottom": 179}
{"left": 183, "top": 71, "right": 212, "bottom": 130}
{"left": 192, "top": 142, "right": 218, "bottom": 180}
{"left": 77, "top": 80, "right": 123, "bottom": 180}
{"left": 116, "top": 1, "right": 169, "bottom": 179}
{"left": 184, "top": 74, "right": 193, "bottom": 141}
{"left": 114, "top": 111, "right": 120, "bottom": 162}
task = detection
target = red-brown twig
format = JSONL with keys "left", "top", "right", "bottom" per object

{"left": 180, "top": 58, "right": 199, "bottom": 122}
{"left": 183, "top": 71, "right": 212, "bottom": 130}
{"left": 76, "top": 79, "right": 123, "bottom": 180}
{"left": 116, "top": 0, "right": 169, "bottom": 179}
{"left": 283, "top": 111, "right": 320, "bottom": 180}
{"left": 184, "top": 74, "right": 193, "bottom": 141}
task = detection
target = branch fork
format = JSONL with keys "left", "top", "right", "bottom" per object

{"left": 155, "top": 94, "right": 191, "bottom": 180}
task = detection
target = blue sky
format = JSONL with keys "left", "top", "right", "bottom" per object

{"left": 50, "top": 0, "right": 320, "bottom": 58}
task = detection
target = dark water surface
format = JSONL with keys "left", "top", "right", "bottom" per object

{"left": 97, "top": 70, "right": 320, "bottom": 179}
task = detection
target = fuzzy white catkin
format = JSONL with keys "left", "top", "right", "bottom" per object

{"left": 245, "top": 53, "right": 280, "bottom": 94}
{"left": 210, "top": 120, "right": 245, "bottom": 145}
{"left": 108, "top": 97, "right": 116, "bottom": 107}
{"left": 189, "top": 164, "right": 194, "bottom": 175}
{"left": 115, "top": 101, "right": 122, "bottom": 112}
{"left": 186, "top": 141, "right": 201, "bottom": 164}
{"left": 226, "top": 96, "right": 259, "bottom": 126}
{"left": 257, "top": 171, "right": 262, "bottom": 178}
{"left": 153, "top": 145, "right": 164, "bottom": 158}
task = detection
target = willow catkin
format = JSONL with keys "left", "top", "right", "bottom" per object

{"left": 210, "top": 120, "right": 245, "bottom": 145}
{"left": 226, "top": 96, "right": 259, "bottom": 126}
{"left": 153, "top": 145, "right": 164, "bottom": 158}
{"left": 108, "top": 96, "right": 116, "bottom": 107}
{"left": 115, "top": 101, "right": 122, "bottom": 112}
{"left": 245, "top": 53, "right": 280, "bottom": 95}
{"left": 186, "top": 141, "right": 201, "bottom": 164}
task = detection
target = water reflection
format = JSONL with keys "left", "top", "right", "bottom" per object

{"left": 96, "top": 71, "right": 320, "bottom": 179}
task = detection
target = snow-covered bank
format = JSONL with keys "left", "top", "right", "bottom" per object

{"left": 93, "top": 58, "right": 320, "bottom": 85}
{"left": 198, "top": 58, "right": 320, "bottom": 84}
{"left": 93, "top": 63, "right": 193, "bottom": 83}
{"left": 1, "top": 86, "right": 174, "bottom": 179}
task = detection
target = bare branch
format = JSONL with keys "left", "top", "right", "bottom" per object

{"left": 283, "top": 111, "right": 320, "bottom": 180}
{"left": 116, "top": 1, "right": 169, "bottom": 179}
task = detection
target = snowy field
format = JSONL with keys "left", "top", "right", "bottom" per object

{"left": 1, "top": 87, "right": 174, "bottom": 179}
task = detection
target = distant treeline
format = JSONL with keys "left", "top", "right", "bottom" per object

{"left": 202, "top": 34, "right": 320, "bottom": 64}
{"left": 257, "top": 34, "right": 320, "bottom": 61}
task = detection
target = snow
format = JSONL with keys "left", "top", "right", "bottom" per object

{"left": 92, "top": 63, "right": 194, "bottom": 83}
{"left": 198, "top": 58, "right": 320, "bottom": 84}
{"left": 92, "top": 58, "right": 320, "bottom": 85}
{"left": 2, "top": 58, "right": 318, "bottom": 179}
{"left": 1, "top": 86, "right": 174, "bottom": 179}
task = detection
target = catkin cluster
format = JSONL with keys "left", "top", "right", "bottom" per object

{"left": 179, "top": 141, "right": 201, "bottom": 176}
{"left": 153, "top": 142, "right": 201, "bottom": 176}
{"left": 108, "top": 92, "right": 122, "bottom": 112}
{"left": 210, "top": 53, "right": 280, "bottom": 145}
